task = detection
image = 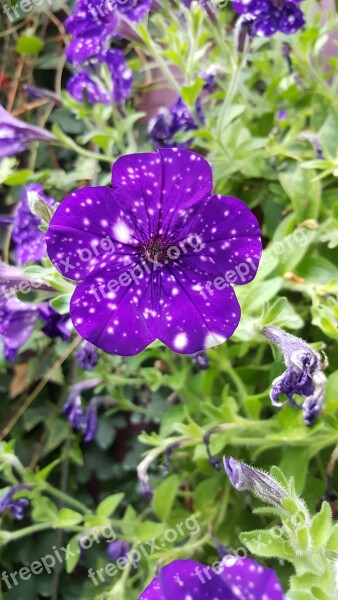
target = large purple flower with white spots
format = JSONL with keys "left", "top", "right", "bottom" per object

{"left": 67, "top": 49, "right": 133, "bottom": 104}
{"left": 0, "top": 105, "right": 56, "bottom": 159}
{"left": 12, "top": 184, "right": 56, "bottom": 265}
{"left": 233, "top": 0, "right": 305, "bottom": 37}
{"left": 139, "top": 557, "right": 285, "bottom": 599}
{"left": 65, "top": 0, "right": 151, "bottom": 65}
{"left": 46, "top": 149, "right": 261, "bottom": 356}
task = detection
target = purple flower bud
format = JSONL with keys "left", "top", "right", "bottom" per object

{"left": 38, "top": 303, "right": 72, "bottom": 341}
{"left": 262, "top": 327, "right": 326, "bottom": 426}
{"left": 63, "top": 390, "right": 84, "bottom": 431}
{"left": 192, "top": 352, "right": 209, "bottom": 370}
{"left": 82, "top": 404, "right": 98, "bottom": 442}
{"left": 75, "top": 341, "right": 98, "bottom": 371}
{"left": 0, "top": 484, "right": 31, "bottom": 521}
{"left": 22, "top": 85, "right": 61, "bottom": 104}
{"left": 224, "top": 456, "right": 287, "bottom": 506}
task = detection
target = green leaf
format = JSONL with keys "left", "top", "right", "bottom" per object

{"left": 65, "top": 536, "right": 81, "bottom": 573}
{"left": 152, "top": 475, "right": 180, "bottom": 521}
{"left": 50, "top": 293, "right": 72, "bottom": 315}
{"left": 279, "top": 164, "right": 321, "bottom": 221}
{"left": 31, "top": 497, "right": 58, "bottom": 522}
{"left": 296, "top": 527, "right": 310, "bottom": 551}
{"left": 240, "top": 529, "right": 293, "bottom": 559}
{"left": 181, "top": 79, "right": 204, "bottom": 107}
{"left": 16, "top": 35, "right": 44, "bottom": 55}
{"left": 136, "top": 521, "right": 166, "bottom": 541}
{"left": 326, "top": 522, "right": 338, "bottom": 551}
{"left": 54, "top": 508, "right": 83, "bottom": 527}
{"left": 3, "top": 169, "right": 32, "bottom": 185}
{"left": 97, "top": 493, "right": 124, "bottom": 517}
{"left": 310, "top": 501, "right": 332, "bottom": 549}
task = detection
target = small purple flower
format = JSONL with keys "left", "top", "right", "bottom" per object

{"left": 224, "top": 456, "right": 287, "bottom": 507}
{"left": 139, "top": 557, "right": 285, "bottom": 599}
{"left": 0, "top": 105, "right": 56, "bottom": 159}
{"left": 262, "top": 327, "right": 326, "bottom": 426}
{"left": 67, "top": 49, "right": 133, "bottom": 104}
{"left": 0, "top": 484, "right": 31, "bottom": 521}
{"left": 192, "top": 351, "right": 209, "bottom": 369}
{"left": 278, "top": 109, "right": 288, "bottom": 121}
{"left": 76, "top": 341, "right": 99, "bottom": 370}
{"left": 65, "top": 0, "right": 151, "bottom": 65}
{"left": 106, "top": 540, "right": 131, "bottom": 561}
{"left": 12, "top": 184, "right": 57, "bottom": 265}
{"left": 232, "top": 0, "right": 305, "bottom": 37}
{"left": 0, "top": 295, "right": 38, "bottom": 360}
{"left": 38, "top": 303, "right": 72, "bottom": 341}
{"left": 63, "top": 379, "right": 102, "bottom": 440}
{"left": 46, "top": 149, "right": 262, "bottom": 356}
{"left": 149, "top": 98, "right": 202, "bottom": 149}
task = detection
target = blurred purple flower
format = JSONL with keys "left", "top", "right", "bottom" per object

{"left": 63, "top": 379, "right": 102, "bottom": 440}
{"left": 262, "top": 326, "right": 326, "bottom": 426}
{"left": 76, "top": 341, "right": 99, "bottom": 370}
{"left": 107, "top": 540, "right": 131, "bottom": 561}
{"left": 149, "top": 97, "right": 203, "bottom": 149}
{"left": 65, "top": 0, "right": 151, "bottom": 65}
{"left": 233, "top": 0, "right": 305, "bottom": 37}
{"left": 67, "top": 49, "right": 133, "bottom": 104}
{"left": 139, "top": 557, "right": 285, "bottom": 599}
{"left": 0, "top": 484, "right": 31, "bottom": 520}
{"left": 0, "top": 105, "right": 56, "bottom": 159}
{"left": 82, "top": 403, "right": 98, "bottom": 442}
{"left": 12, "top": 184, "right": 57, "bottom": 265}
{"left": 0, "top": 295, "right": 38, "bottom": 360}
{"left": 192, "top": 351, "right": 209, "bottom": 369}
{"left": 22, "top": 85, "right": 61, "bottom": 104}
{"left": 38, "top": 303, "right": 72, "bottom": 341}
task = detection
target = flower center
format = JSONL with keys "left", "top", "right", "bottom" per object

{"left": 141, "top": 235, "right": 170, "bottom": 263}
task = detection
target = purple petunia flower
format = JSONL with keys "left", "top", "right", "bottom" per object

{"left": 38, "top": 303, "right": 72, "bottom": 341}
{"left": 149, "top": 98, "right": 203, "bottom": 149}
{"left": 12, "top": 184, "right": 57, "bottom": 265}
{"left": 65, "top": 0, "right": 151, "bottom": 65}
{"left": 139, "top": 557, "right": 285, "bottom": 599}
{"left": 262, "top": 327, "right": 326, "bottom": 426}
{"left": 0, "top": 295, "right": 38, "bottom": 360}
{"left": 67, "top": 49, "right": 133, "bottom": 104}
{"left": 0, "top": 484, "right": 31, "bottom": 521}
{"left": 76, "top": 340, "right": 99, "bottom": 370}
{"left": 0, "top": 105, "right": 56, "bottom": 159}
{"left": 232, "top": 0, "right": 305, "bottom": 37}
{"left": 46, "top": 149, "right": 261, "bottom": 356}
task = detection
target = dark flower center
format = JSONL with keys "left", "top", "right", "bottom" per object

{"left": 141, "top": 235, "right": 170, "bottom": 263}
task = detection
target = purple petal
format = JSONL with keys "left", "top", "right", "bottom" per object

{"left": 70, "top": 265, "right": 155, "bottom": 355}
{"left": 0, "top": 297, "right": 38, "bottom": 360}
{"left": 219, "top": 555, "right": 285, "bottom": 599}
{"left": 156, "top": 271, "right": 241, "bottom": 353}
{"left": 253, "top": 11, "right": 279, "bottom": 37}
{"left": 185, "top": 194, "right": 262, "bottom": 284}
{"left": 46, "top": 186, "right": 137, "bottom": 282}
{"left": 101, "top": 49, "right": 133, "bottom": 103}
{"left": 117, "top": 0, "right": 151, "bottom": 22}
{"left": 111, "top": 149, "right": 213, "bottom": 237}
{"left": 139, "top": 576, "right": 165, "bottom": 600}
{"left": 65, "top": 36, "right": 104, "bottom": 66}
{"left": 232, "top": 0, "right": 271, "bottom": 15}
{"left": 156, "top": 559, "right": 230, "bottom": 599}
{"left": 67, "top": 71, "right": 110, "bottom": 104}
{"left": 278, "top": 3, "right": 305, "bottom": 34}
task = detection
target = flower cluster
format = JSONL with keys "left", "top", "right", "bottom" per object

{"left": 233, "top": 0, "right": 306, "bottom": 37}
{"left": 148, "top": 97, "right": 203, "bottom": 149}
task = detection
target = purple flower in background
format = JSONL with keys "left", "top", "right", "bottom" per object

{"left": 262, "top": 327, "right": 326, "bottom": 426}
{"left": 224, "top": 456, "right": 287, "bottom": 507}
{"left": 38, "top": 303, "right": 72, "bottom": 341}
{"left": 67, "top": 50, "right": 133, "bottom": 104}
{"left": 0, "top": 484, "right": 31, "bottom": 520}
{"left": 233, "top": 0, "right": 305, "bottom": 37}
{"left": 65, "top": 0, "right": 151, "bottom": 65}
{"left": 63, "top": 379, "right": 102, "bottom": 440}
{"left": 0, "top": 295, "right": 38, "bottom": 360}
{"left": 12, "top": 184, "right": 56, "bottom": 265}
{"left": 76, "top": 340, "right": 99, "bottom": 370}
{"left": 22, "top": 85, "right": 61, "bottom": 104}
{"left": 0, "top": 105, "right": 56, "bottom": 159}
{"left": 107, "top": 539, "right": 131, "bottom": 561}
{"left": 149, "top": 98, "right": 203, "bottom": 149}
{"left": 46, "top": 149, "right": 261, "bottom": 356}
{"left": 0, "top": 262, "right": 52, "bottom": 298}
{"left": 192, "top": 351, "right": 209, "bottom": 369}
{"left": 139, "top": 557, "right": 285, "bottom": 600}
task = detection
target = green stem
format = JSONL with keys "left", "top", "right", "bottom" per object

{"left": 41, "top": 483, "right": 90, "bottom": 514}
